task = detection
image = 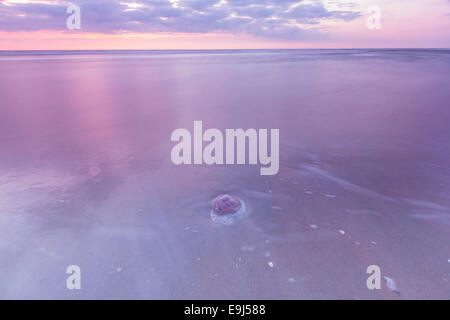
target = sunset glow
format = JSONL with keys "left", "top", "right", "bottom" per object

{"left": 0, "top": 0, "right": 449, "bottom": 49}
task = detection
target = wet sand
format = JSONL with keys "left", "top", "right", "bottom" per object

{"left": 0, "top": 49, "right": 449, "bottom": 299}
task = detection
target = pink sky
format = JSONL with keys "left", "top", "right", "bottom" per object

{"left": 0, "top": 0, "right": 449, "bottom": 50}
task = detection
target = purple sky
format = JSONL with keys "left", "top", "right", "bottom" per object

{"left": 0, "top": 0, "right": 449, "bottom": 49}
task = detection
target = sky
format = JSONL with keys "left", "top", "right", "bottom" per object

{"left": 0, "top": 0, "right": 449, "bottom": 50}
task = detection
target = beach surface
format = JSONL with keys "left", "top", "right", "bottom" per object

{"left": 0, "top": 49, "right": 449, "bottom": 299}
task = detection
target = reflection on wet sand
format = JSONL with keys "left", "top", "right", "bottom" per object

{"left": 0, "top": 50, "right": 449, "bottom": 299}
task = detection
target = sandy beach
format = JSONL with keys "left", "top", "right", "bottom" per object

{"left": 0, "top": 49, "right": 449, "bottom": 299}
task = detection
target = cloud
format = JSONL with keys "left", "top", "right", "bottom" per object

{"left": 0, "top": 0, "right": 362, "bottom": 39}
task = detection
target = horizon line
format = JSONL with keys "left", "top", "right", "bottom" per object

{"left": 1, "top": 47, "right": 449, "bottom": 52}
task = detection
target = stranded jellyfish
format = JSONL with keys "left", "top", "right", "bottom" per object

{"left": 213, "top": 194, "right": 241, "bottom": 216}
{"left": 210, "top": 194, "right": 246, "bottom": 225}
{"left": 212, "top": 194, "right": 242, "bottom": 215}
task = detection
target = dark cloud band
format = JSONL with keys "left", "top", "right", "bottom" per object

{"left": 0, "top": 0, "right": 361, "bottom": 39}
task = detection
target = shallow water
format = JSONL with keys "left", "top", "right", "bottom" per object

{"left": 0, "top": 49, "right": 449, "bottom": 299}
